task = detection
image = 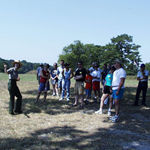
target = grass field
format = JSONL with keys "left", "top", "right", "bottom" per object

{"left": 0, "top": 73, "right": 150, "bottom": 150}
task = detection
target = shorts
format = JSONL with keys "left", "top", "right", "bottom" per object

{"left": 85, "top": 89, "right": 91, "bottom": 97}
{"left": 103, "top": 85, "right": 112, "bottom": 94}
{"left": 39, "top": 82, "right": 50, "bottom": 92}
{"left": 74, "top": 81, "right": 84, "bottom": 95}
{"left": 112, "top": 89, "right": 124, "bottom": 100}
{"left": 93, "top": 81, "right": 100, "bottom": 91}
{"left": 51, "top": 79, "right": 58, "bottom": 85}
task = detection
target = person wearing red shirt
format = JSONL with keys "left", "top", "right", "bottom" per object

{"left": 84, "top": 70, "right": 92, "bottom": 103}
{"left": 35, "top": 63, "right": 50, "bottom": 103}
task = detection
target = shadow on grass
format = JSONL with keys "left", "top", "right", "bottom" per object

{"left": 4, "top": 86, "right": 150, "bottom": 117}
{"left": 14, "top": 86, "right": 150, "bottom": 116}
{"left": 1, "top": 122, "right": 150, "bottom": 150}
{"left": 2, "top": 87, "right": 150, "bottom": 149}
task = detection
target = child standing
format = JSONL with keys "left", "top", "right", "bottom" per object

{"left": 84, "top": 70, "right": 92, "bottom": 103}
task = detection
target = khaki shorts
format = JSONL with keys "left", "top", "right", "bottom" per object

{"left": 74, "top": 81, "right": 84, "bottom": 95}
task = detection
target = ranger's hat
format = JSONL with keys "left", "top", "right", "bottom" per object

{"left": 12, "top": 60, "right": 22, "bottom": 68}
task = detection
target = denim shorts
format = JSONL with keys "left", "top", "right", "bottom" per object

{"left": 39, "top": 82, "right": 50, "bottom": 92}
{"left": 85, "top": 89, "right": 91, "bottom": 97}
{"left": 112, "top": 88, "right": 124, "bottom": 100}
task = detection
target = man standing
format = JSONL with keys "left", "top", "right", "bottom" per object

{"left": 134, "top": 64, "right": 149, "bottom": 106}
{"left": 73, "top": 61, "right": 86, "bottom": 108}
{"left": 57, "top": 60, "right": 65, "bottom": 98}
{"left": 37, "top": 63, "right": 43, "bottom": 85}
{"left": 4, "top": 60, "right": 23, "bottom": 115}
{"left": 36, "top": 63, "right": 50, "bottom": 103}
{"left": 111, "top": 60, "right": 126, "bottom": 122}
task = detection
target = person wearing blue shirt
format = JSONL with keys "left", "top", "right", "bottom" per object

{"left": 134, "top": 64, "right": 149, "bottom": 106}
{"left": 37, "top": 63, "right": 43, "bottom": 85}
{"left": 95, "top": 66, "right": 116, "bottom": 116}
{"left": 59, "top": 63, "right": 73, "bottom": 101}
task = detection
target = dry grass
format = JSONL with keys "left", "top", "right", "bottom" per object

{"left": 0, "top": 73, "right": 150, "bottom": 150}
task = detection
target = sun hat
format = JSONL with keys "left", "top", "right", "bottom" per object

{"left": 12, "top": 60, "right": 22, "bottom": 68}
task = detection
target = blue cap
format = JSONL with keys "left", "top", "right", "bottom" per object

{"left": 140, "top": 64, "right": 145, "bottom": 68}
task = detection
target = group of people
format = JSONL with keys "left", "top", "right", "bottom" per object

{"left": 3, "top": 59, "right": 149, "bottom": 123}
{"left": 35, "top": 59, "right": 127, "bottom": 122}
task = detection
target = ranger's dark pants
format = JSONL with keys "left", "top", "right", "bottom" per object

{"left": 135, "top": 81, "right": 148, "bottom": 105}
{"left": 8, "top": 80, "right": 22, "bottom": 113}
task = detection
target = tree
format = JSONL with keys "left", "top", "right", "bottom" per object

{"left": 110, "top": 34, "right": 141, "bottom": 74}
{"left": 145, "top": 63, "right": 150, "bottom": 72}
{"left": 58, "top": 34, "right": 141, "bottom": 74}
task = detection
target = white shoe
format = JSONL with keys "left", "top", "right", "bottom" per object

{"left": 108, "top": 111, "right": 111, "bottom": 116}
{"left": 66, "top": 98, "right": 70, "bottom": 101}
{"left": 95, "top": 110, "right": 103, "bottom": 114}
{"left": 52, "top": 93, "right": 56, "bottom": 96}
{"left": 59, "top": 98, "right": 64, "bottom": 101}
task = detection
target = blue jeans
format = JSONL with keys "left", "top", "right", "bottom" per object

{"left": 62, "top": 79, "right": 70, "bottom": 99}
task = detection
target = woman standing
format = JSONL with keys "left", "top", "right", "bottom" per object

{"left": 51, "top": 63, "right": 59, "bottom": 96}
{"left": 4, "top": 60, "right": 23, "bottom": 115}
{"left": 95, "top": 66, "right": 116, "bottom": 116}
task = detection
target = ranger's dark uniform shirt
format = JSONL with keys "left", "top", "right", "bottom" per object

{"left": 7, "top": 67, "right": 18, "bottom": 80}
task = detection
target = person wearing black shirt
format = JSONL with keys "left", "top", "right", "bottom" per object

{"left": 73, "top": 61, "right": 86, "bottom": 108}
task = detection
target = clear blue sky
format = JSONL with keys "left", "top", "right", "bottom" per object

{"left": 0, "top": 0, "right": 150, "bottom": 65}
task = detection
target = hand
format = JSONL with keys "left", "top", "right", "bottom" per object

{"left": 116, "top": 90, "right": 119, "bottom": 96}
{"left": 110, "top": 89, "right": 112, "bottom": 94}
{"left": 4, "top": 64, "right": 7, "bottom": 68}
{"left": 17, "top": 77, "right": 20, "bottom": 81}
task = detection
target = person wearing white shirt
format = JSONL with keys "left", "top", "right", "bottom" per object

{"left": 111, "top": 60, "right": 126, "bottom": 122}
{"left": 57, "top": 60, "right": 65, "bottom": 96}
{"left": 91, "top": 63, "right": 102, "bottom": 102}
{"left": 134, "top": 64, "right": 149, "bottom": 106}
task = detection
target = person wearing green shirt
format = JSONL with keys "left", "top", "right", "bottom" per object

{"left": 4, "top": 60, "right": 23, "bottom": 115}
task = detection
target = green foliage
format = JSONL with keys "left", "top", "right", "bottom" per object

{"left": 0, "top": 58, "right": 40, "bottom": 73}
{"left": 58, "top": 34, "right": 141, "bottom": 74}
{"left": 145, "top": 63, "right": 150, "bottom": 71}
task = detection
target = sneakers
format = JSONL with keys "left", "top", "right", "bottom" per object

{"left": 52, "top": 93, "right": 56, "bottom": 96}
{"left": 66, "top": 98, "right": 70, "bottom": 101}
{"left": 107, "top": 111, "right": 111, "bottom": 116}
{"left": 95, "top": 110, "right": 103, "bottom": 114}
{"left": 110, "top": 115, "right": 119, "bottom": 123}
{"left": 59, "top": 98, "right": 64, "bottom": 101}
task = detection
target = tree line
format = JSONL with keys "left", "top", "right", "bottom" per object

{"left": 0, "top": 34, "right": 149, "bottom": 74}
{"left": 59, "top": 34, "right": 150, "bottom": 75}
{"left": 0, "top": 58, "right": 40, "bottom": 73}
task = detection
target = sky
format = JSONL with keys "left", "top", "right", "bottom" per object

{"left": 0, "top": 0, "right": 150, "bottom": 65}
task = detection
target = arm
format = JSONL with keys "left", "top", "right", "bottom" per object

{"left": 116, "top": 78, "right": 125, "bottom": 95}
{"left": 68, "top": 69, "right": 74, "bottom": 79}
{"left": 137, "top": 71, "right": 148, "bottom": 81}
{"left": 4, "top": 64, "right": 8, "bottom": 74}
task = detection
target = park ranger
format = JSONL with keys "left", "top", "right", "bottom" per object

{"left": 4, "top": 60, "right": 23, "bottom": 115}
